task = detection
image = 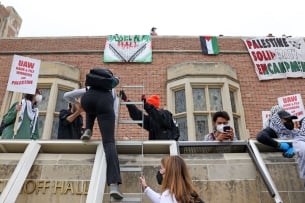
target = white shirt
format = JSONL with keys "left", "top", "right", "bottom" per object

{"left": 144, "top": 187, "right": 177, "bottom": 203}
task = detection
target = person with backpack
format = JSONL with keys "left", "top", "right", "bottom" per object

{"left": 119, "top": 90, "right": 179, "bottom": 140}
{"left": 67, "top": 67, "right": 123, "bottom": 199}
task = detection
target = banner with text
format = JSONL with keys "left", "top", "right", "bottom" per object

{"left": 104, "top": 35, "right": 152, "bottom": 63}
{"left": 7, "top": 55, "right": 41, "bottom": 94}
{"left": 243, "top": 37, "right": 305, "bottom": 80}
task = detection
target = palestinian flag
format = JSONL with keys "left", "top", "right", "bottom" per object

{"left": 200, "top": 36, "right": 219, "bottom": 55}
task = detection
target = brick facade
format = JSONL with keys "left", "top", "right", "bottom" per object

{"left": 0, "top": 36, "right": 305, "bottom": 139}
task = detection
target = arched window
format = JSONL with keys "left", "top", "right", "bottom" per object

{"left": 167, "top": 62, "right": 247, "bottom": 141}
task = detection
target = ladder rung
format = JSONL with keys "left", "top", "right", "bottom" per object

{"left": 110, "top": 197, "right": 142, "bottom": 202}
{"left": 119, "top": 120, "right": 143, "bottom": 124}
{"left": 121, "top": 85, "right": 144, "bottom": 88}
{"left": 120, "top": 167, "right": 142, "bottom": 172}
{"left": 121, "top": 101, "right": 143, "bottom": 105}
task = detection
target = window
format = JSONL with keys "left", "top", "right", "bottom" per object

{"left": 167, "top": 62, "right": 247, "bottom": 141}
{"left": 0, "top": 62, "right": 81, "bottom": 140}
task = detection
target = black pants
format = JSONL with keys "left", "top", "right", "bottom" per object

{"left": 81, "top": 88, "right": 122, "bottom": 185}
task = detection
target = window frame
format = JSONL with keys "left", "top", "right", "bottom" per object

{"left": 167, "top": 62, "right": 247, "bottom": 141}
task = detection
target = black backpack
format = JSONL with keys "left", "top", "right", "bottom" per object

{"left": 159, "top": 110, "right": 180, "bottom": 141}
{"left": 85, "top": 68, "right": 119, "bottom": 90}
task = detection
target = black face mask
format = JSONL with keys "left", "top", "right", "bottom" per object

{"left": 156, "top": 171, "right": 163, "bottom": 185}
{"left": 284, "top": 120, "right": 294, "bottom": 130}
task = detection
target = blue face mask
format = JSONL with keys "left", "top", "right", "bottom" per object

{"left": 156, "top": 171, "right": 163, "bottom": 185}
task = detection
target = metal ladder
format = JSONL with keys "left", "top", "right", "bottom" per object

{"left": 111, "top": 85, "right": 145, "bottom": 202}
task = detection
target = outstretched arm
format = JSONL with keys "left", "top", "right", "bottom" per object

{"left": 64, "top": 88, "right": 86, "bottom": 104}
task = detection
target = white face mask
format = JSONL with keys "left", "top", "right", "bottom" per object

{"left": 216, "top": 124, "right": 230, "bottom": 133}
{"left": 35, "top": 94, "right": 43, "bottom": 103}
{"left": 216, "top": 124, "right": 225, "bottom": 133}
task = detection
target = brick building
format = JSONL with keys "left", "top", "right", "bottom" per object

{"left": 0, "top": 36, "right": 304, "bottom": 141}
{"left": 1, "top": 36, "right": 305, "bottom": 203}
{"left": 0, "top": 3, "right": 22, "bottom": 37}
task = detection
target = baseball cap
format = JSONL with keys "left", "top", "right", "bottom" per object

{"left": 277, "top": 110, "right": 297, "bottom": 120}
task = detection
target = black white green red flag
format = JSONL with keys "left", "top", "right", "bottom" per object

{"left": 200, "top": 36, "right": 219, "bottom": 55}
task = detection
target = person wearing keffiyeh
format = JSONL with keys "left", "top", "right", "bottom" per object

{"left": 257, "top": 105, "right": 299, "bottom": 158}
{"left": 1, "top": 88, "right": 42, "bottom": 140}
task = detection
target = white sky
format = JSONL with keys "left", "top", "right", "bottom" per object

{"left": 1, "top": 0, "right": 304, "bottom": 38}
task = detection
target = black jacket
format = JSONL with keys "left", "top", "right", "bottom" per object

{"left": 57, "top": 109, "right": 83, "bottom": 139}
{"left": 126, "top": 102, "right": 172, "bottom": 140}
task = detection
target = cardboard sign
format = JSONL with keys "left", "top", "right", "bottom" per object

{"left": 7, "top": 55, "right": 41, "bottom": 94}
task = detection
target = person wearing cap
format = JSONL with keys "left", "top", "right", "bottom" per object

{"left": 257, "top": 109, "right": 300, "bottom": 158}
{"left": 119, "top": 90, "right": 174, "bottom": 140}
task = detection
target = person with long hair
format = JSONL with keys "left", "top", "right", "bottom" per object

{"left": 139, "top": 155, "right": 204, "bottom": 203}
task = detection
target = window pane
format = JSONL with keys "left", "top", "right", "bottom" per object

{"left": 209, "top": 88, "right": 222, "bottom": 111}
{"left": 56, "top": 89, "right": 69, "bottom": 112}
{"left": 194, "top": 115, "right": 209, "bottom": 140}
{"left": 176, "top": 117, "right": 188, "bottom": 141}
{"left": 39, "top": 88, "right": 50, "bottom": 111}
{"left": 38, "top": 115, "right": 45, "bottom": 139}
{"left": 230, "top": 90, "right": 237, "bottom": 113}
{"left": 51, "top": 116, "right": 59, "bottom": 140}
{"left": 192, "top": 88, "right": 206, "bottom": 111}
{"left": 233, "top": 116, "right": 240, "bottom": 140}
{"left": 175, "top": 90, "right": 186, "bottom": 114}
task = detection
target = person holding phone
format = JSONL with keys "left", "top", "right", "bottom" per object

{"left": 204, "top": 111, "right": 237, "bottom": 141}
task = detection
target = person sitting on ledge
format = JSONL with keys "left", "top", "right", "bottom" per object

{"left": 257, "top": 108, "right": 299, "bottom": 158}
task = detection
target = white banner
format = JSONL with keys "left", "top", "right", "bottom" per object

{"left": 243, "top": 37, "right": 305, "bottom": 80}
{"left": 7, "top": 55, "right": 41, "bottom": 94}
{"left": 103, "top": 35, "right": 152, "bottom": 63}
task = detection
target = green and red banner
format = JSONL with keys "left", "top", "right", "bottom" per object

{"left": 103, "top": 35, "right": 152, "bottom": 63}
{"left": 243, "top": 37, "right": 305, "bottom": 80}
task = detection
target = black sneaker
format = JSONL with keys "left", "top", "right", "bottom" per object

{"left": 80, "top": 129, "right": 92, "bottom": 141}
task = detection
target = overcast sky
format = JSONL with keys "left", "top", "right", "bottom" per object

{"left": 1, "top": 0, "right": 304, "bottom": 38}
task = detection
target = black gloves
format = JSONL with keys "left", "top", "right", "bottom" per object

{"left": 141, "top": 94, "right": 146, "bottom": 103}
{"left": 119, "top": 90, "right": 128, "bottom": 101}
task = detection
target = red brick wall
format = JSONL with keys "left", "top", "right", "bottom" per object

{"left": 0, "top": 36, "right": 304, "bottom": 140}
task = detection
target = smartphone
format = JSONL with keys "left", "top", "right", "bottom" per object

{"left": 223, "top": 126, "right": 231, "bottom": 132}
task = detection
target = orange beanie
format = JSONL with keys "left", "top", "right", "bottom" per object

{"left": 147, "top": 95, "right": 160, "bottom": 109}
